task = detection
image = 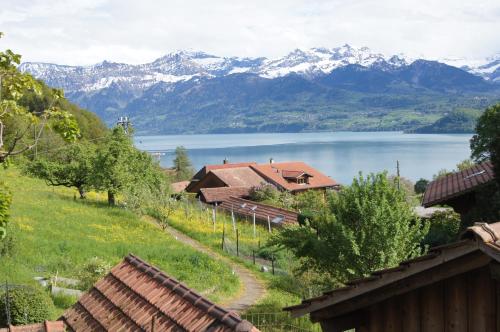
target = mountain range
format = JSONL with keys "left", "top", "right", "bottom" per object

{"left": 19, "top": 45, "right": 500, "bottom": 134}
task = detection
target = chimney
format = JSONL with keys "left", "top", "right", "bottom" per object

{"left": 269, "top": 158, "right": 274, "bottom": 164}
{"left": 223, "top": 158, "right": 229, "bottom": 165}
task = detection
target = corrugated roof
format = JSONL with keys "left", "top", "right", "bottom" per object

{"left": 219, "top": 197, "right": 298, "bottom": 226}
{"left": 251, "top": 162, "right": 337, "bottom": 192}
{"left": 210, "top": 168, "right": 267, "bottom": 188}
{"left": 61, "top": 254, "right": 259, "bottom": 332}
{"left": 285, "top": 221, "right": 500, "bottom": 318}
{"left": 200, "top": 187, "right": 252, "bottom": 203}
{"left": 0, "top": 322, "right": 65, "bottom": 332}
{"left": 422, "top": 161, "right": 494, "bottom": 207}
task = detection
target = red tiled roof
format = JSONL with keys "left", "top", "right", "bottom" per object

{"left": 281, "top": 170, "right": 310, "bottom": 179}
{"left": 171, "top": 181, "right": 190, "bottom": 194}
{"left": 251, "top": 162, "right": 337, "bottom": 192}
{"left": 0, "top": 321, "right": 65, "bottom": 332}
{"left": 200, "top": 187, "right": 252, "bottom": 203}
{"left": 211, "top": 168, "right": 267, "bottom": 188}
{"left": 422, "top": 161, "right": 495, "bottom": 207}
{"left": 192, "top": 163, "right": 258, "bottom": 181}
{"left": 285, "top": 221, "right": 500, "bottom": 318}
{"left": 219, "top": 197, "right": 298, "bottom": 226}
{"left": 61, "top": 254, "right": 259, "bottom": 332}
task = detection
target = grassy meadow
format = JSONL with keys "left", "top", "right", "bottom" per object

{"left": 0, "top": 168, "right": 239, "bottom": 313}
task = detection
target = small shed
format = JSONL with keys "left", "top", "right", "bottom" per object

{"left": 422, "top": 161, "right": 494, "bottom": 217}
{"left": 285, "top": 222, "right": 500, "bottom": 332}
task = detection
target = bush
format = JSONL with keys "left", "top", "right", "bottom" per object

{"left": 77, "top": 257, "right": 111, "bottom": 290}
{"left": 414, "top": 178, "right": 429, "bottom": 194}
{"left": 0, "top": 182, "right": 12, "bottom": 240}
{"left": 51, "top": 293, "right": 78, "bottom": 310}
{"left": 0, "top": 286, "right": 54, "bottom": 326}
{"left": 422, "top": 210, "right": 461, "bottom": 248}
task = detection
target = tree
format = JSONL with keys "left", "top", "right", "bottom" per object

{"left": 25, "top": 142, "right": 95, "bottom": 199}
{"left": 93, "top": 126, "right": 166, "bottom": 205}
{"left": 173, "top": 146, "right": 194, "bottom": 181}
{"left": 0, "top": 182, "right": 11, "bottom": 240}
{"left": 0, "top": 286, "right": 54, "bottom": 326}
{"left": 471, "top": 103, "right": 500, "bottom": 184}
{"left": 414, "top": 178, "right": 429, "bottom": 194}
{"left": 0, "top": 33, "right": 79, "bottom": 164}
{"left": 271, "top": 172, "right": 429, "bottom": 284}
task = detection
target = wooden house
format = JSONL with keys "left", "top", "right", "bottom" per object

{"left": 285, "top": 222, "right": 500, "bottom": 332}
{"left": 422, "top": 161, "right": 495, "bottom": 218}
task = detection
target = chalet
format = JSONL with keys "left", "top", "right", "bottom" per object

{"left": 422, "top": 161, "right": 495, "bottom": 218}
{"left": 61, "top": 254, "right": 259, "bottom": 332}
{"left": 285, "top": 221, "right": 500, "bottom": 332}
{"left": 186, "top": 160, "right": 338, "bottom": 199}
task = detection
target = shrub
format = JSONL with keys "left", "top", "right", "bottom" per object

{"left": 0, "top": 182, "right": 12, "bottom": 240}
{"left": 0, "top": 286, "right": 54, "bottom": 326}
{"left": 51, "top": 293, "right": 78, "bottom": 310}
{"left": 77, "top": 257, "right": 111, "bottom": 290}
{"left": 422, "top": 210, "right": 461, "bottom": 247}
{"left": 414, "top": 178, "right": 429, "bottom": 194}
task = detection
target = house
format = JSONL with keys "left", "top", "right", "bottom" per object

{"left": 199, "top": 187, "right": 252, "bottom": 204}
{"left": 422, "top": 161, "right": 495, "bottom": 217}
{"left": 284, "top": 221, "right": 500, "bottom": 332}
{"left": 0, "top": 322, "right": 65, "bottom": 332}
{"left": 186, "top": 160, "right": 338, "bottom": 198}
{"left": 61, "top": 254, "right": 259, "bottom": 332}
{"left": 171, "top": 180, "right": 190, "bottom": 194}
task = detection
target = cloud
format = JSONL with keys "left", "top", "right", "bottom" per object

{"left": 1, "top": 0, "right": 499, "bottom": 65}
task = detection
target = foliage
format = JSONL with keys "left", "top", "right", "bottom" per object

{"left": 0, "top": 182, "right": 11, "bottom": 240}
{"left": 250, "top": 185, "right": 281, "bottom": 203}
{"left": 92, "top": 127, "right": 165, "bottom": 205}
{"left": 271, "top": 172, "right": 429, "bottom": 283}
{"left": 433, "top": 168, "right": 451, "bottom": 180}
{"left": 0, "top": 286, "right": 54, "bottom": 326}
{"left": 0, "top": 33, "right": 79, "bottom": 164}
{"left": 422, "top": 210, "right": 461, "bottom": 248}
{"left": 173, "top": 146, "right": 194, "bottom": 181}
{"left": 471, "top": 103, "right": 500, "bottom": 186}
{"left": 462, "top": 183, "right": 500, "bottom": 226}
{"left": 412, "top": 108, "right": 482, "bottom": 134}
{"left": 414, "top": 178, "right": 429, "bottom": 194}
{"left": 456, "top": 158, "right": 475, "bottom": 171}
{"left": 24, "top": 142, "right": 96, "bottom": 198}
{"left": 51, "top": 293, "right": 78, "bottom": 311}
{"left": 0, "top": 168, "right": 239, "bottom": 306}
{"left": 77, "top": 256, "right": 111, "bottom": 290}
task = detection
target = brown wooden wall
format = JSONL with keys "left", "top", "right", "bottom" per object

{"left": 353, "top": 266, "right": 498, "bottom": 332}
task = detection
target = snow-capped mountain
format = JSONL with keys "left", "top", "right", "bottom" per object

{"left": 19, "top": 44, "right": 414, "bottom": 93}
{"left": 439, "top": 54, "right": 500, "bottom": 82}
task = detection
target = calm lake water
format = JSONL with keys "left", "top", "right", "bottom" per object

{"left": 134, "top": 132, "right": 472, "bottom": 184}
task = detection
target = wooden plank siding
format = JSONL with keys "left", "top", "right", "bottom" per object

{"left": 350, "top": 266, "right": 498, "bottom": 332}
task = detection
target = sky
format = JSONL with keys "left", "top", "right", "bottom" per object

{"left": 1, "top": 0, "right": 500, "bottom": 65}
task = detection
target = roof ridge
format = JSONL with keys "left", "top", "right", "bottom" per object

{"left": 125, "top": 254, "right": 243, "bottom": 328}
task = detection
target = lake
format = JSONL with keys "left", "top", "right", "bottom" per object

{"left": 134, "top": 132, "right": 472, "bottom": 184}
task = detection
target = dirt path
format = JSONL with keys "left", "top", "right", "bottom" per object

{"left": 164, "top": 226, "right": 266, "bottom": 312}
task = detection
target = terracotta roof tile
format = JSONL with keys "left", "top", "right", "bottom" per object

{"left": 210, "top": 168, "right": 267, "bottom": 188}
{"left": 250, "top": 162, "right": 337, "bottom": 192}
{"left": 285, "top": 221, "right": 500, "bottom": 318}
{"left": 0, "top": 322, "right": 65, "bottom": 332}
{"left": 422, "top": 161, "right": 494, "bottom": 207}
{"left": 219, "top": 197, "right": 298, "bottom": 226}
{"left": 200, "top": 187, "right": 252, "bottom": 203}
{"left": 61, "top": 254, "right": 259, "bottom": 332}
{"left": 171, "top": 181, "right": 190, "bottom": 194}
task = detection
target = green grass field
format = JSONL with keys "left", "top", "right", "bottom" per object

{"left": 0, "top": 168, "right": 239, "bottom": 314}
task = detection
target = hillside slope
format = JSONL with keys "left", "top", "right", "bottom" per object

{"left": 0, "top": 169, "right": 239, "bottom": 306}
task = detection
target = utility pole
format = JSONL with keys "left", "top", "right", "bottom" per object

{"left": 396, "top": 160, "right": 401, "bottom": 191}
{"left": 117, "top": 116, "right": 131, "bottom": 134}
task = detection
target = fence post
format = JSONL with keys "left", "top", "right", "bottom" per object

{"left": 252, "top": 213, "right": 256, "bottom": 238}
{"left": 236, "top": 229, "right": 239, "bottom": 257}
{"left": 231, "top": 206, "right": 236, "bottom": 233}
{"left": 267, "top": 215, "right": 271, "bottom": 233}
{"left": 252, "top": 250, "right": 255, "bottom": 265}
{"left": 271, "top": 255, "right": 275, "bottom": 275}
{"left": 221, "top": 227, "right": 225, "bottom": 251}
{"left": 212, "top": 204, "right": 216, "bottom": 232}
